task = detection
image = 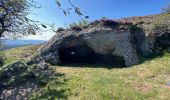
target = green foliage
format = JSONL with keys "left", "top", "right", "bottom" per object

{"left": 101, "top": 16, "right": 108, "bottom": 20}
{"left": 162, "top": 3, "right": 170, "bottom": 14}
{"left": 0, "top": 45, "right": 41, "bottom": 64}
{"left": 66, "top": 20, "right": 89, "bottom": 29}
{"left": 143, "top": 14, "right": 170, "bottom": 36}
{"left": 55, "top": 0, "right": 88, "bottom": 19}
{"left": 56, "top": 27, "right": 65, "bottom": 32}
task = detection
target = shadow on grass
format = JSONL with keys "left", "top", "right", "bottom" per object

{"left": 31, "top": 72, "right": 71, "bottom": 100}
{"left": 59, "top": 62, "right": 126, "bottom": 69}
{"left": 138, "top": 50, "right": 167, "bottom": 64}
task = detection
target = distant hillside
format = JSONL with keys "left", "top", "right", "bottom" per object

{"left": 0, "top": 39, "right": 46, "bottom": 51}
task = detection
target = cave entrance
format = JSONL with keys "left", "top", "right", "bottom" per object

{"left": 59, "top": 45, "right": 125, "bottom": 68}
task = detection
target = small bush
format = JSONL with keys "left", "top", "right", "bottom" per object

{"left": 67, "top": 20, "right": 89, "bottom": 29}
{"left": 71, "top": 26, "right": 82, "bottom": 31}
{"left": 57, "top": 27, "right": 65, "bottom": 32}
{"left": 90, "top": 20, "right": 101, "bottom": 26}
{"left": 101, "top": 19, "right": 119, "bottom": 27}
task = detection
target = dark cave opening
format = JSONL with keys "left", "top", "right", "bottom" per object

{"left": 59, "top": 45, "right": 126, "bottom": 68}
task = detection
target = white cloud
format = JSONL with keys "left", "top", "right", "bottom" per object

{"left": 23, "top": 31, "right": 55, "bottom": 40}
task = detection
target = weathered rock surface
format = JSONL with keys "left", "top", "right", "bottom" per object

{"left": 0, "top": 61, "right": 37, "bottom": 100}
{"left": 27, "top": 20, "right": 151, "bottom": 67}
{"left": 0, "top": 82, "right": 38, "bottom": 100}
{"left": 0, "top": 61, "right": 55, "bottom": 99}
{"left": 27, "top": 18, "right": 170, "bottom": 67}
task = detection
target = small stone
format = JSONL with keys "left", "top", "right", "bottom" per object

{"left": 167, "top": 81, "right": 170, "bottom": 86}
{"left": 37, "top": 61, "right": 49, "bottom": 70}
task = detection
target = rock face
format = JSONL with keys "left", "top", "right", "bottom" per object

{"left": 28, "top": 20, "right": 151, "bottom": 67}
{"left": 0, "top": 82, "right": 38, "bottom": 100}
{"left": 28, "top": 18, "right": 170, "bottom": 67}
{"left": 0, "top": 61, "right": 54, "bottom": 99}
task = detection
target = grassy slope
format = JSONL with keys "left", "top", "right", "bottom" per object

{"left": 0, "top": 44, "right": 41, "bottom": 64}
{"left": 0, "top": 45, "right": 170, "bottom": 100}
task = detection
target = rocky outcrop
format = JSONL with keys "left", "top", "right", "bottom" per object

{"left": 0, "top": 61, "right": 36, "bottom": 90}
{"left": 122, "top": 14, "right": 170, "bottom": 53}
{"left": 0, "top": 82, "right": 38, "bottom": 100}
{"left": 0, "top": 61, "right": 55, "bottom": 99}
{"left": 28, "top": 17, "right": 170, "bottom": 67}
{"left": 0, "top": 61, "right": 37, "bottom": 99}
{"left": 27, "top": 20, "right": 153, "bottom": 67}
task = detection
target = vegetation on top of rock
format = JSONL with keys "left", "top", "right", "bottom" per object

{"left": 139, "top": 14, "right": 170, "bottom": 52}
{"left": 66, "top": 20, "right": 89, "bottom": 30}
{"left": 162, "top": 3, "right": 170, "bottom": 14}
{"left": 115, "top": 13, "right": 170, "bottom": 55}
{"left": 63, "top": 18, "right": 136, "bottom": 33}
{"left": 90, "top": 19, "right": 133, "bottom": 29}
{"left": 57, "top": 27, "right": 65, "bottom": 32}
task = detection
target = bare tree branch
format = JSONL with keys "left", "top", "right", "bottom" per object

{"left": 56, "top": 0, "right": 89, "bottom": 20}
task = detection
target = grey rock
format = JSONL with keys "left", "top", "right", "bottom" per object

{"left": 0, "top": 61, "right": 34, "bottom": 87}
{"left": 25, "top": 17, "right": 170, "bottom": 67}
{"left": 0, "top": 82, "right": 39, "bottom": 100}
{"left": 36, "top": 61, "right": 49, "bottom": 70}
{"left": 27, "top": 20, "right": 170, "bottom": 66}
{"left": 0, "top": 61, "right": 27, "bottom": 79}
{"left": 27, "top": 20, "right": 152, "bottom": 67}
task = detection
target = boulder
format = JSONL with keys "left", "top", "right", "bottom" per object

{"left": 0, "top": 61, "right": 55, "bottom": 99}
{"left": 27, "top": 20, "right": 148, "bottom": 67}
{"left": 0, "top": 61, "right": 35, "bottom": 90}
{"left": 32, "top": 61, "right": 49, "bottom": 71}
{"left": 0, "top": 82, "right": 39, "bottom": 100}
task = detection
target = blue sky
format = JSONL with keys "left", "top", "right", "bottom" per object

{"left": 25, "top": 0, "right": 170, "bottom": 40}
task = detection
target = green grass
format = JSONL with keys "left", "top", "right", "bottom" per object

{"left": 1, "top": 45, "right": 170, "bottom": 100}
{"left": 0, "top": 44, "right": 41, "bottom": 64}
